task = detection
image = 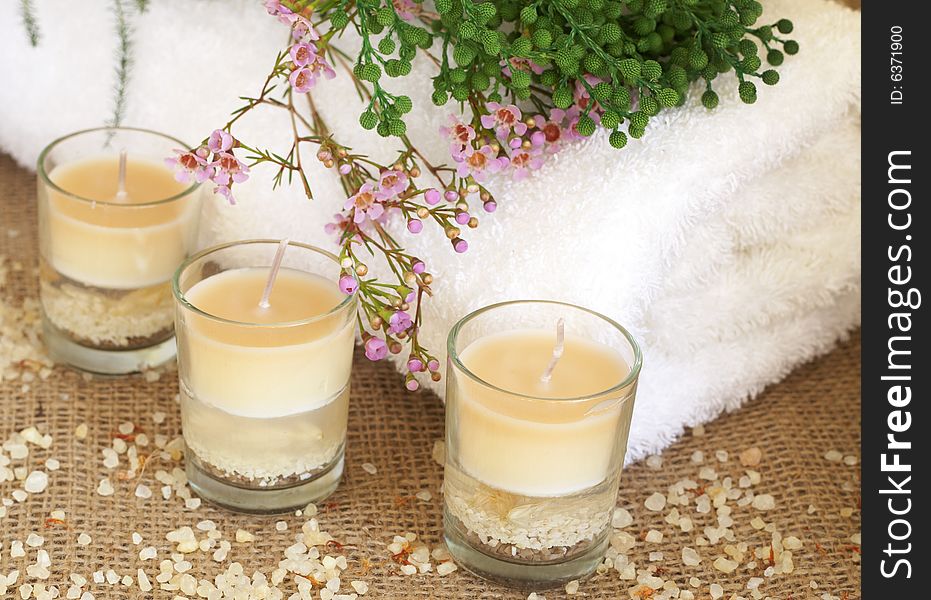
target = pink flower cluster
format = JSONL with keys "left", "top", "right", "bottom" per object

{"left": 342, "top": 169, "right": 410, "bottom": 225}
{"left": 266, "top": 1, "right": 335, "bottom": 93}
{"left": 165, "top": 130, "right": 250, "bottom": 204}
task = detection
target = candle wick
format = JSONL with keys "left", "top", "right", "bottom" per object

{"left": 259, "top": 238, "right": 290, "bottom": 310}
{"left": 540, "top": 318, "right": 565, "bottom": 384}
{"left": 115, "top": 148, "right": 128, "bottom": 201}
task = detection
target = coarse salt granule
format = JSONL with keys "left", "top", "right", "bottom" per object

{"left": 824, "top": 450, "right": 843, "bottom": 462}
{"left": 350, "top": 581, "right": 369, "bottom": 595}
{"left": 415, "top": 490, "right": 432, "bottom": 502}
{"left": 235, "top": 529, "right": 255, "bottom": 543}
{"left": 713, "top": 557, "right": 738, "bottom": 573}
{"left": 134, "top": 484, "right": 152, "bottom": 499}
{"left": 132, "top": 532, "right": 143, "bottom": 545}
{"left": 644, "top": 492, "right": 666, "bottom": 512}
{"left": 275, "top": 521, "right": 287, "bottom": 531}
{"left": 25, "top": 533, "right": 44, "bottom": 547}
{"left": 612, "top": 507, "right": 633, "bottom": 529}
{"left": 709, "top": 583, "right": 724, "bottom": 599}
{"left": 152, "top": 412, "right": 166, "bottom": 424}
{"left": 752, "top": 494, "right": 775, "bottom": 510}
{"left": 645, "top": 455, "right": 662, "bottom": 469}
{"left": 436, "top": 562, "right": 457, "bottom": 576}
{"left": 96, "top": 478, "right": 114, "bottom": 496}
{"left": 361, "top": 463, "right": 377, "bottom": 475}
{"left": 645, "top": 530, "right": 663, "bottom": 543}
{"left": 76, "top": 533, "right": 91, "bottom": 546}
{"left": 565, "top": 580, "right": 580, "bottom": 594}
{"left": 44, "top": 458, "right": 60, "bottom": 471}
{"left": 682, "top": 547, "right": 701, "bottom": 566}
{"left": 24, "top": 471, "right": 49, "bottom": 493}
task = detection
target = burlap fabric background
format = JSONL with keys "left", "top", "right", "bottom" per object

{"left": 1, "top": 140, "right": 860, "bottom": 600}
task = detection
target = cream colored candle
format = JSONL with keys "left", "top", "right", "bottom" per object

{"left": 46, "top": 156, "right": 196, "bottom": 289}
{"left": 182, "top": 267, "right": 354, "bottom": 417}
{"left": 456, "top": 329, "right": 631, "bottom": 497}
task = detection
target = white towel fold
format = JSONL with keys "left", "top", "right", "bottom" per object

{"left": 0, "top": 0, "right": 860, "bottom": 460}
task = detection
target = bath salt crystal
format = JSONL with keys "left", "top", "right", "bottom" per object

{"left": 184, "top": 498, "right": 201, "bottom": 510}
{"left": 75, "top": 532, "right": 92, "bottom": 546}
{"left": 105, "top": 570, "right": 119, "bottom": 584}
{"left": 139, "top": 547, "right": 157, "bottom": 561}
{"left": 747, "top": 577, "right": 763, "bottom": 590}
{"left": 713, "top": 557, "right": 738, "bottom": 573}
{"left": 24, "top": 471, "right": 49, "bottom": 494}
{"left": 134, "top": 484, "right": 152, "bottom": 499}
{"left": 415, "top": 490, "right": 432, "bottom": 502}
{"left": 96, "top": 479, "right": 114, "bottom": 496}
{"left": 112, "top": 438, "right": 127, "bottom": 454}
{"left": 161, "top": 486, "right": 172, "bottom": 500}
{"left": 645, "top": 530, "right": 663, "bottom": 543}
{"left": 235, "top": 529, "right": 255, "bottom": 543}
{"left": 692, "top": 425, "right": 705, "bottom": 436}
{"left": 437, "top": 562, "right": 457, "bottom": 576}
{"left": 117, "top": 422, "right": 134, "bottom": 435}
{"left": 739, "top": 447, "right": 762, "bottom": 466}
{"left": 275, "top": 521, "right": 288, "bottom": 531}
{"left": 612, "top": 507, "right": 633, "bottom": 529}
{"left": 132, "top": 532, "right": 143, "bottom": 545}
{"left": 51, "top": 509, "right": 66, "bottom": 520}
{"left": 120, "top": 575, "right": 133, "bottom": 586}
{"left": 11, "top": 541, "right": 26, "bottom": 557}
{"left": 649, "top": 552, "right": 664, "bottom": 561}
{"left": 565, "top": 580, "right": 580, "bottom": 594}
{"left": 73, "top": 424, "right": 88, "bottom": 440}
{"left": 698, "top": 467, "right": 717, "bottom": 481}
{"left": 527, "top": 595, "right": 545, "bottom": 600}
{"left": 152, "top": 412, "right": 166, "bottom": 424}
{"left": 645, "top": 455, "right": 663, "bottom": 469}
{"left": 361, "top": 463, "right": 377, "bottom": 475}
{"left": 644, "top": 493, "right": 666, "bottom": 512}
{"left": 824, "top": 450, "right": 843, "bottom": 462}
{"left": 784, "top": 536, "right": 803, "bottom": 550}
{"left": 843, "top": 455, "right": 858, "bottom": 466}
{"left": 80, "top": 593, "right": 94, "bottom": 600}
{"left": 690, "top": 451, "right": 704, "bottom": 464}
{"left": 752, "top": 494, "right": 775, "bottom": 510}
{"left": 709, "top": 583, "right": 724, "bottom": 599}
{"left": 400, "top": 564, "right": 417, "bottom": 576}
{"left": 682, "top": 547, "right": 701, "bottom": 566}
{"left": 851, "top": 533, "right": 861, "bottom": 545}
{"left": 714, "top": 450, "right": 728, "bottom": 463}
{"left": 44, "top": 458, "right": 60, "bottom": 471}
{"left": 12, "top": 490, "right": 27, "bottom": 502}
{"left": 350, "top": 581, "right": 369, "bottom": 595}
{"left": 679, "top": 516, "right": 693, "bottom": 532}
{"left": 26, "top": 533, "right": 44, "bottom": 547}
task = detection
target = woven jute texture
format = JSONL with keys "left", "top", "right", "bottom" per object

{"left": 1, "top": 148, "right": 860, "bottom": 600}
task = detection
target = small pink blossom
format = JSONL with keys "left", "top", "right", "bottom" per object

{"left": 364, "top": 336, "right": 388, "bottom": 361}
{"left": 289, "top": 42, "right": 317, "bottom": 67}
{"left": 165, "top": 147, "right": 213, "bottom": 184}
{"left": 324, "top": 212, "right": 350, "bottom": 237}
{"left": 378, "top": 170, "right": 409, "bottom": 197}
{"left": 440, "top": 116, "right": 476, "bottom": 159}
{"left": 388, "top": 311, "right": 413, "bottom": 334}
{"left": 480, "top": 103, "right": 527, "bottom": 138}
{"left": 345, "top": 183, "right": 385, "bottom": 223}
{"left": 455, "top": 145, "right": 508, "bottom": 182}
{"left": 207, "top": 130, "right": 233, "bottom": 153}
{"left": 211, "top": 152, "right": 250, "bottom": 186}
{"left": 338, "top": 274, "right": 358, "bottom": 295}
{"left": 509, "top": 148, "right": 546, "bottom": 181}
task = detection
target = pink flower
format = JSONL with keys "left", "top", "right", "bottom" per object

{"left": 165, "top": 147, "right": 213, "bottom": 184}
{"left": 440, "top": 116, "right": 476, "bottom": 159}
{"left": 388, "top": 311, "right": 413, "bottom": 334}
{"left": 207, "top": 130, "right": 233, "bottom": 153}
{"left": 480, "top": 103, "right": 527, "bottom": 139}
{"left": 324, "top": 213, "right": 350, "bottom": 237}
{"left": 455, "top": 145, "right": 508, "bottom": 182}
{"left": 344, "top": 183, "right": 385, "bottom": 223}
{"left": 378, "top": 170, "right": 409, "bottom": 197}
{"left": 289, "top": 42, "right": 317, "bottom": 67}
{"left": 211, "top": 152, "right": 250, "bottom": 186}
{"left": 509, "top": 147, "right": 546, "bottom": 181}
{"left": 288, "top": 54, "right": 336, "bottom": 93}
{"left": 392, "top": 0, "right": 419, "bottom": 21}
{"left": 214, "top": 184, "right": 236, "bottom": 205}
{"left": 364, "top": 336, "right": 388, "bottom": 361}
{"left": 338, "top": 274, "right": 358, "bottom": 295}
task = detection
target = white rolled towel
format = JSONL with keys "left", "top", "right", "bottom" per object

{"left": 0, "top": 0, "right": 860, "bottom": 459}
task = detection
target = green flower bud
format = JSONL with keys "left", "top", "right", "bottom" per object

{"left": 630, "top": 111, "right": 649, "bottom": 129}
{"left": 359, "top": 111, "right": 378, "bottom": 130}
{"left": 377, "top": 121, "right": 390, "bottom": 137}
{"left": 435, "top": 0, "right": 453, "bottom": 14}
{"left": 376, "top": 7, "right": 396, "bottom": 27}
{"left": 601, "top": 110, "right": 622, "bottom": 129}
{"left": 360, "top": 63, "right": 381, "bottom": 82}
{"left": 514, "top": 86, "right": 532, "bottom": 100}
{"left": 718, "top": 10, "right": 739, "bottom": 28}
{"left": 553, "top": 85, "right": 573, "bottom": 108}
{"left": 711, "top": 32, "right": 729, "bottom": 49}
{"left": 628, "top": 124, "right": 646, "bottom": 139}
{"left": 458, "top": 21, "right": 478, "bottom": 39}
{"left": 511, "top": 36, "right": 532, "bottom": 57}
{"left": 399, "top": 44, "right": 416, "bottom": 61}
{"left": 384, "top": 59, "right": 402, "bottom": 78}
{"left": 471, "top": 71, "right": 490, "bottom": 90}
{"left": 330, "top": 11, "right": 349, "bottom": 29}
{"left": 609, "top": 130, "right": 628, "bottom": 148}
{"left": 431, "top": 90, "right": 449, "bottom": 106}
{"left": 584, "top": 54, "right": 607, "bottom": 75}
{"left": 602, "top": 22, "right": 623, "bottom": 44}
{"left": 483, "top": 34, "right": 502, "bottom": 55}
{"left": 453, "top": 44, "right": 476, "bottom": 66}
{"left": 643, "top": 0, "right": 667, "bottom": 19}
{"left": 473, "top": 3, "right": 497, "bottom": 23}
{"left": 701, "top": 89, "right": 719, "bottom": 109}
{"left": 701, "top": 65, "right": 718, "bottom": 80}
{"left": 741, "top": 55, "right": 761, "bottom": 72}
{"left": 783, "top": 40, "right": 799, "bottom": 55}
{"left": 592, "top": 82, "right": 613, "bottom": 102}
{"left": 766, "top": 49, "right": 784, "bottom": 66}
{"left": 618, "top": 58, "right": 642, "bottom": 81}
{"left": 452, "top": 84, "right": 470, "bottom": 101}
{"left": 642, "top": 59, "right": 662, "bottom": 81}
{"left": 739, "top": 39, "right": 758, "bottom": 57}
{"left": 576, "top": 115, "right": 597, "bottom": 137}
{"left": 633, "top": 16, "right": 656, "bottom": 36}
{"left": 611, "top": 87, "right": 631, "bottom": 111}
{"left": 540, "top": 69, "right": 559, "bottom": 85}
{"left": 398, "top": 60, "right": 412, "bottom": 76}
{"left": 395, "top": 95, "right": 413, "bottom": 114}
{"left": 657, "top": 88, "right": 679, "bottom": 107}
{"left": 738, "top": 80, "right": 757, "bottom": 103}
{"left": 688, "top": 48, "right": 708, "bottom": 69}
{"left": 777, "top": 18, "right": 794, "bottom": 34}
{"left": 761, "top": 69, "right": 779, "bottom": 85}
{"left": 378, "top": 36, "right": 396, "bottom": 55}
{"left": 757, "top": 25, "right": 773, "bottom": 42}
{"left": 388, "top": 119, "right": 406, "bottom": 137}
{"left": 532, "top": 29, "right": 552, "bottom": 49}
{"left": 509, "top": 68, "right": 531, "bottom": 88}
{"left": 520, "top": 6, "right": 537, "bottom": 24}
{"left": 639, "top": 95, "right": 659, "bottom": 116}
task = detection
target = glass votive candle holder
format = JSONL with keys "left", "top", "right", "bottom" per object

{"left": 443, "top": 300, "right": 642, "bottom": 588}
{"left": 37, "top": 126, "right": 203, "bottom": 374}
{"left": 172, "top": 240, "right": 357, "bottom": 513}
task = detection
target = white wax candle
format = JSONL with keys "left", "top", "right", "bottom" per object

{"left": 455, "top": 329, "right": 632, "bottom": 497}
{"left": 45, "top": 156, "right": 197, "bottom": 289}
{"left": 181, "top": 267, "right": 354, "bottom": 418}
